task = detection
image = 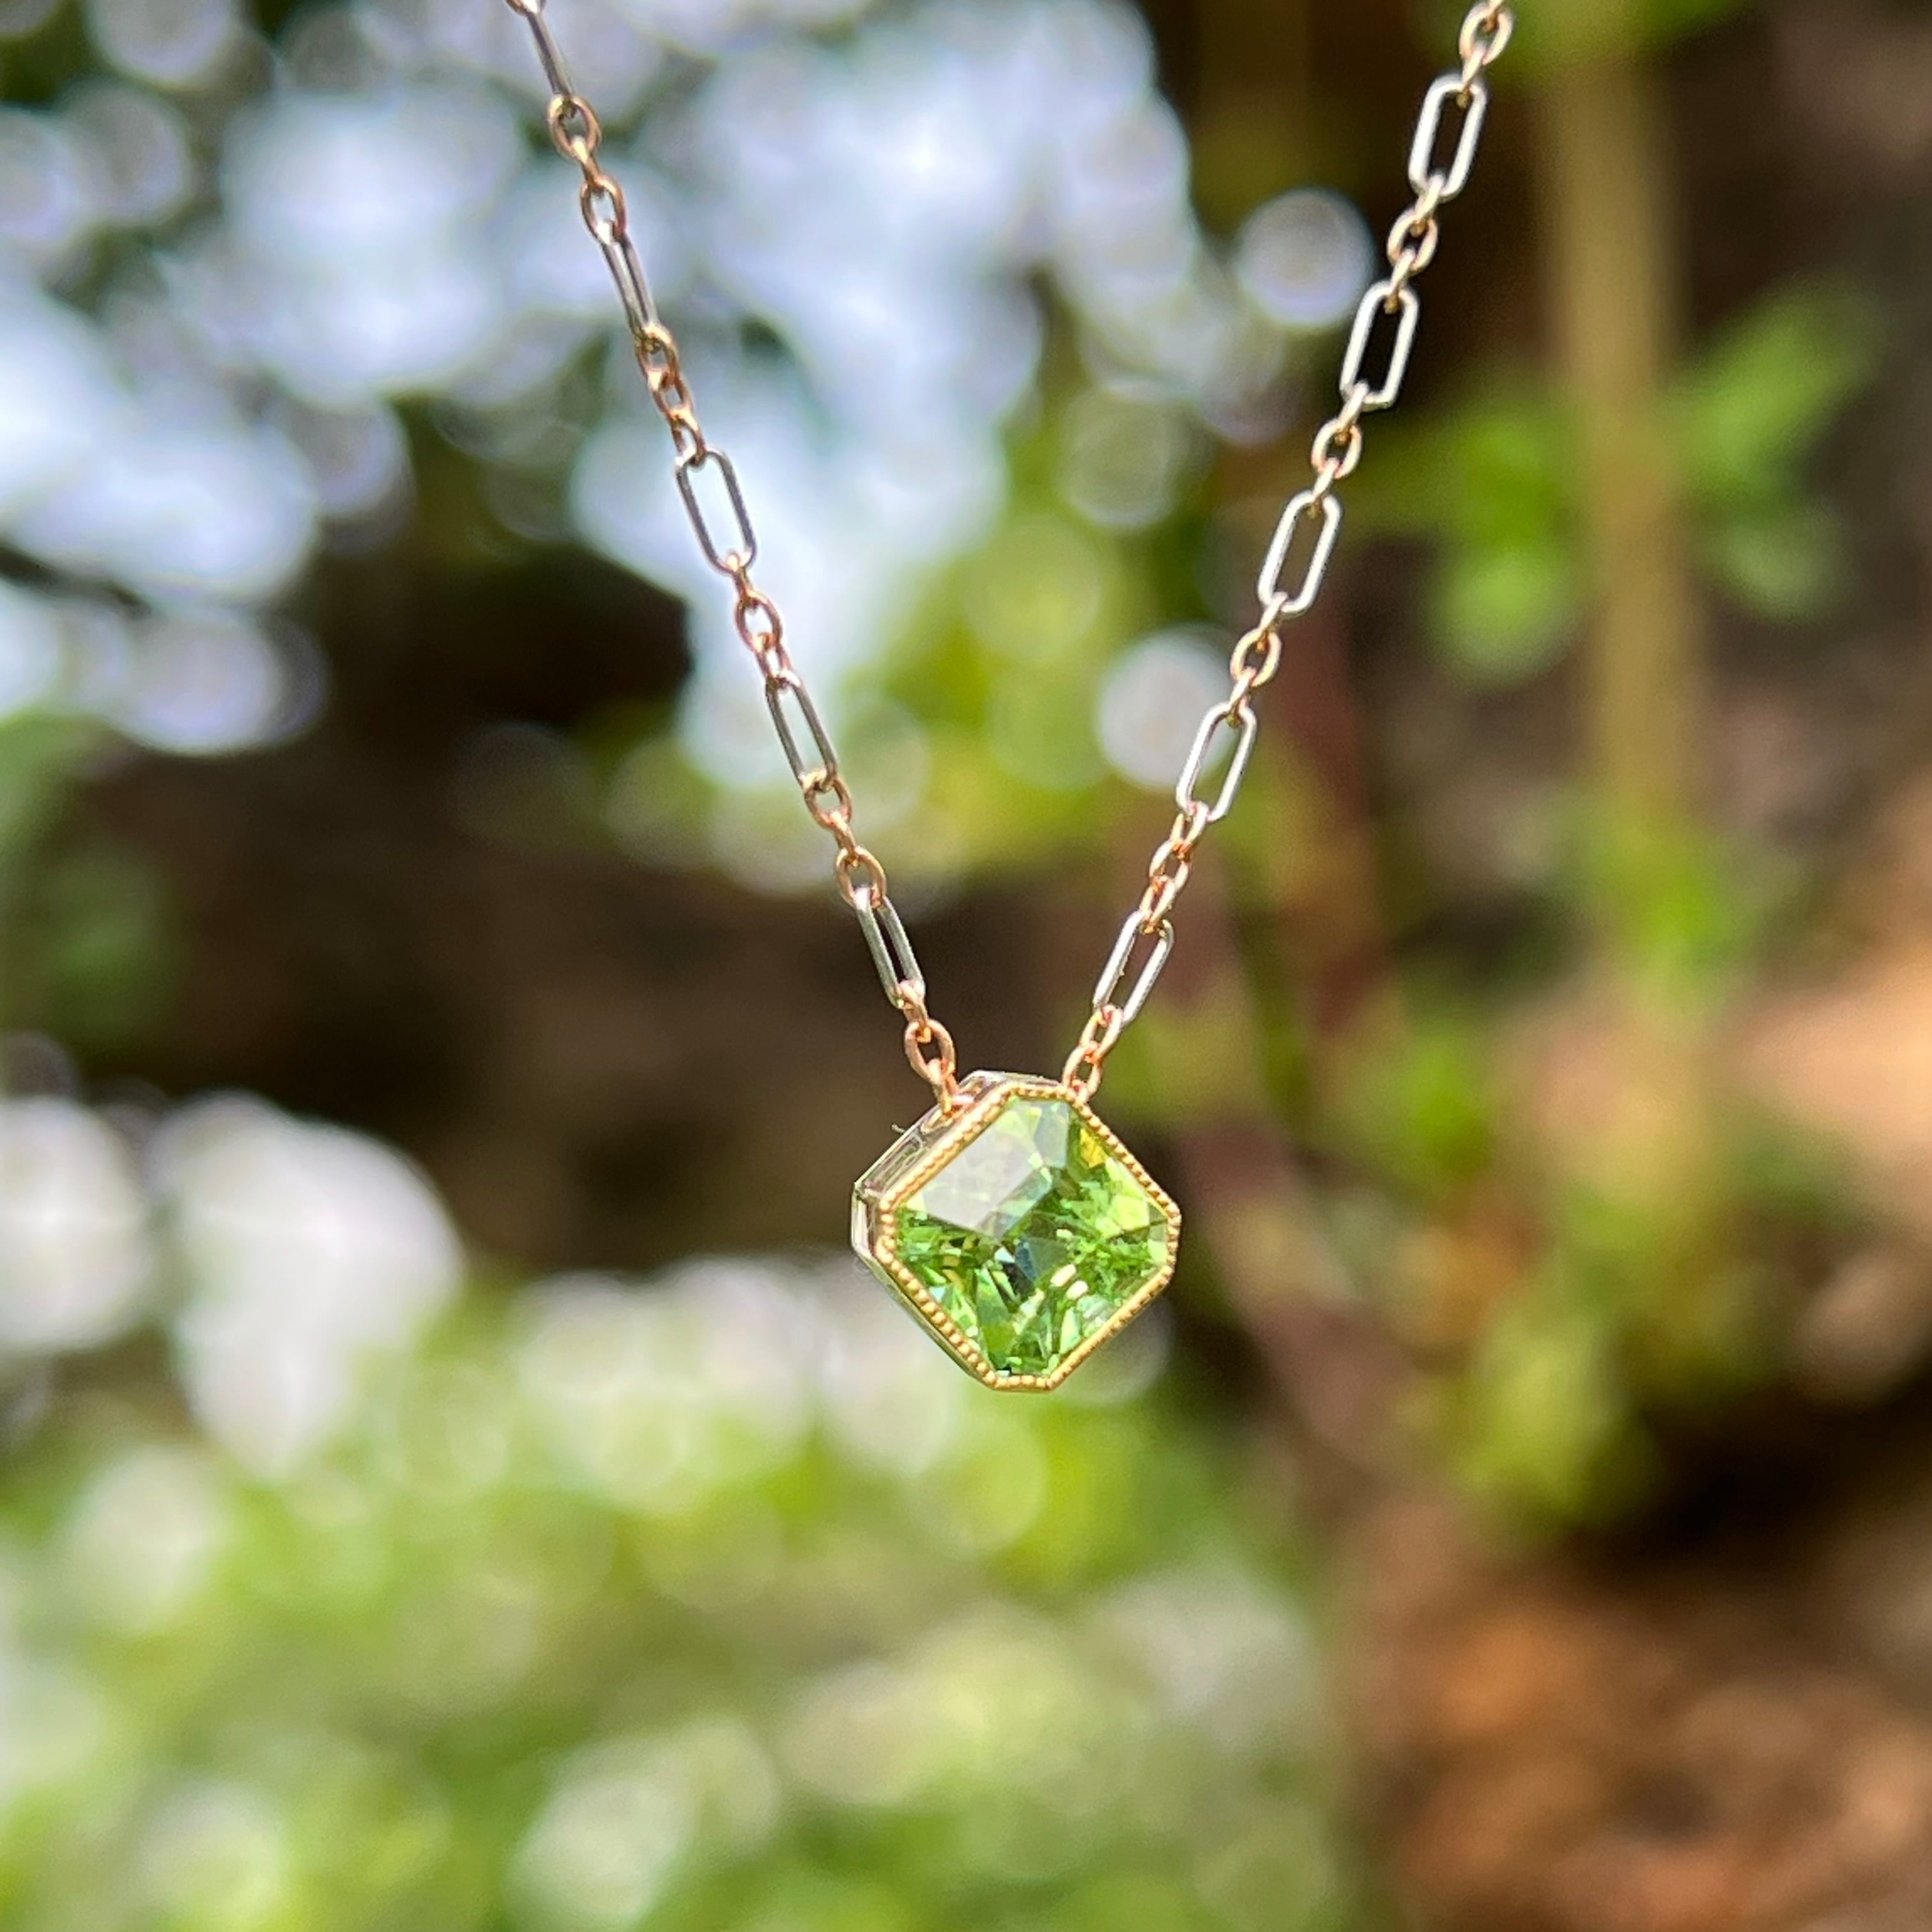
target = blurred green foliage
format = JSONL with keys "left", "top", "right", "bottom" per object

{"left": 1676, "top": 288, "right": 1880, "bottom": 617}
{"left": 1353, "top": 283, "right": 1877, "bottom": 683}
{"left": 1483, "top": 0, "right": 1751, "bottom": 65}
{"left": 1337, "top": 1013, "right": 1498, "bottom": 1208}
{"left": 0, "top": 1273, "right": 1363, "bottom": 1932}
{"left": 0, "top": 717, "right": 174, "bottom": 1050}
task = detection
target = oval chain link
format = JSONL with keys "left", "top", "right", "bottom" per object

{"left": 503, "top": 0, "right": 958, "bottom": 1113}
{"left": 1064, "top": 0, "right": 1512, "bottom": 1102}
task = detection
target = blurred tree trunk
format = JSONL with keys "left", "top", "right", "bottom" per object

{"left": 1537, "top": 15, "right": 1705, "bottom": 853}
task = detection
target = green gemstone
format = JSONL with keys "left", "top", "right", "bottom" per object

{"left": 889, "top": 1093, "right": 1170, "bottom": 1381}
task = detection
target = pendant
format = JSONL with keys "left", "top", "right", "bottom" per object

{"left": 852, "top": 1071, "right": 1179, "bottom": 1392}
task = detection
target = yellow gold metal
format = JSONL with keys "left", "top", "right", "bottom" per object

{"left": 852, "top": 1073, "right": 1179, "bottom": 1392}
{"left": 1062, "top": 1004, "right": 1123, "bottom": 1103}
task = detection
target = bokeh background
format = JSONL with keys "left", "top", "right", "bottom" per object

{"left": 2, "top": 0, "right": 1931, "bottom": 1926}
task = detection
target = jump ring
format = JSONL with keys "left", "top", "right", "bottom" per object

{"left": 546, "top": 93, "right": 600, "bottom": 163}
{"left": 834, "top": 844, "right": 889, "bottom": 905}
{"left": 734, "top": 590, "right": 783, "bottom": 654}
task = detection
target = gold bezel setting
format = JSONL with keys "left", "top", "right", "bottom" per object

{"left": 851, "top": 1072, "right": 1180, "bottom": 1392}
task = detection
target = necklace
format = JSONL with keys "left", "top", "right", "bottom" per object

{"left": 502, "top": 0, "right": 1514, "bottom": 1391}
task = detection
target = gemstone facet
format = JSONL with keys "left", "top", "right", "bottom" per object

{"left": 852, "top": 1073, "right": 1178, "bottom": 1390}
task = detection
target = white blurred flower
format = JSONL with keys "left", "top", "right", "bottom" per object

{"left": 1236, "top": 186, "right": 1374, "bottom": 331}
{"left": 816, "top": 1268, "right": 965, "bottom": 1475}
{"left": 85, "top": 0, "right": 241, "bottom": 88}
{"left": 0, "top": 0, "right": 61, "bottom": 37}
{"left": 0, "top": 1656, "right": 113, "bottom": 1807}
{"left": 515, "top": 1262, "right": 816, "bottom": 1514}
{"left": 618, "top": 0, "right": 873, "bottom": 56}
{"left": 0, "top": 1098, "right": 153, "bottom": 1352}
{"left": 371, "top": 0, "right": 659, "bottom": 116}
{"left": 15, "top": 409, "right": 319, "bottom": 602}
{"left": 280, "top": 5, "right": 398, "bottom": 91}
{"left": 494, "top": 165, "right": 645, "bottom": 326}
{"left": 63, "top": 83, "right": 195, "bottom": 227}
{"left": 516, "top": 1715, "right": 777, "bottom": 1928}
{"left": 913, "top": 1410, "right": 1048, "bottom": 1554}
{"left": 0, "top": 277, "right": 125, "bottom": 524}
{"left": 0, "top": 110, "right": 97, "bottom": 270}
{"left": 779, "top": 1659, "right": 947, "bottom": 1807}
{"left": 572, "top": 358, "right": 981, "bottom": 793}
{"left": 0, "top": 0, "right": 1295, "bottom": 815}
{"left": 916, "top": 1606, "right": 1130, "bottom": 1800}
{"left": 1096, "top": 1565, "right": 1316, "bottom": 1758}
{"left": 702, "top": 778, "right": 839, "bottom": 895}
{"left": 783, "top": 1604, "right": 1137, "bottom": 1822}
{"left": 59, "top": 1443, "right": 231, "bottom": 1632}
{"left": 269, "top": 397, "right": 408, "bottom": 519}
{"left": 229, "top": 84, "right": 518, "bottom": 268}
{"left": 107, "top": 607, "right": 303, "bottom": 754}
{"left": 220, "top": 82, "right": 520, "bottom": 403}
{"left": 157, "top": 1098, "right": 463, "bottom": 1474}
{"left": 1096, "top": 626, "right": 1230, "bottom": 791}
{"left": 138, "top": 1780, "right": 289, "bottom": 1926}
{"left": 559, "top": 0, "right": 1270, "bottom": 807}
{"left": 512, "top": 1735, "right": 697, "bottom": 1930}
{"left": 0, "top": 581, "right": 67, "bottom": 721}
{"left": 1059, "top": 387, "right": 1197, "bottom": 531}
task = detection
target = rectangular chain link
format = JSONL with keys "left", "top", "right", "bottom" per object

{"left": 1174, "top": 698, "right": 1259, "bottom": 826}
{"left": 1410, "top": 73, "right": 1491, "bottom": 201}
{"left": 1339, "top": 280, "right": 1421, "bottom": 412}
{"left": 675, "top": 445, "right": 758, "bottom": 576}
{"left": 852, "top": 885, "right": 926, "bottom": 1010}
{"left": 1093, "top": 912, "right": 1175, "bottom": 1029}
{"left": 596, "top": 230, "right": 656, "bottom": 340}
{"left": 763, "top": 667, "right": 839, "bottom": 790}
{"left": 1255, "top": 489, "right": 1344, "bottom": 617}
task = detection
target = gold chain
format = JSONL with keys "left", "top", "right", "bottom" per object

{"left": 502, "top": 0, "right": 1512, "bottom": 1115}
{"left": 1062, "top": 0, "right": 1514, "bottom": 1101}
{"left": 504, "top": 0, "right": 960, "bottom": 1112}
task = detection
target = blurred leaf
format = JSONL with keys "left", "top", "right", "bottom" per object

{"left": 1701, "top": 499, "right": 1845, "bottom": 619}
{"left": 1445, "top": 1268, "right": 1657, "bottom": 1524}
{"left": 1054, "top": 1871, "right": 1220, "bottom": 1932}
{"left": 1673, "top": 284, "right": 1874, "bottom": 621}
{"left": 26, "top": 841, "right": 175, "bottom": 1049}
{"left": 1583, "top": 809, "right": 1772, "bottom": 1004}
{"left": 0, "top": 714, "right": 98, "bottom": 875}
{"left": 1489, "top": 0, "right": 1753, "bottom": 66}
{"left": 1350, "top": 392, "right": 1568, "bottom": 546}
{"left": 962, "top": 515, "right": 1116, "bottom": 663}
{"left": 1351, "top": 279, "right": 1874, "bottom": 668}
{"left": 1675, "top": 284, "right": 1878, "bottom": 511}
{"left": 1433, "top": 539, "right": 1578, "bottom": 685}
{"left": 986, "top": 668, "right": 1105, "bottom": 792}
{"left": 1445, "top": 394, "right": 1575, "bottom": 552}
{"left": 1338, "top": 1011, "right": 1496, "bottom": 1203}
{"left": 1353, "top": 392, "right": 1580, "bottom": 687}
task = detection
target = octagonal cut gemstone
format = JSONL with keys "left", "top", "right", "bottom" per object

{"left": 852, "top": 1075, "right": 1177, "bottom": 1389}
